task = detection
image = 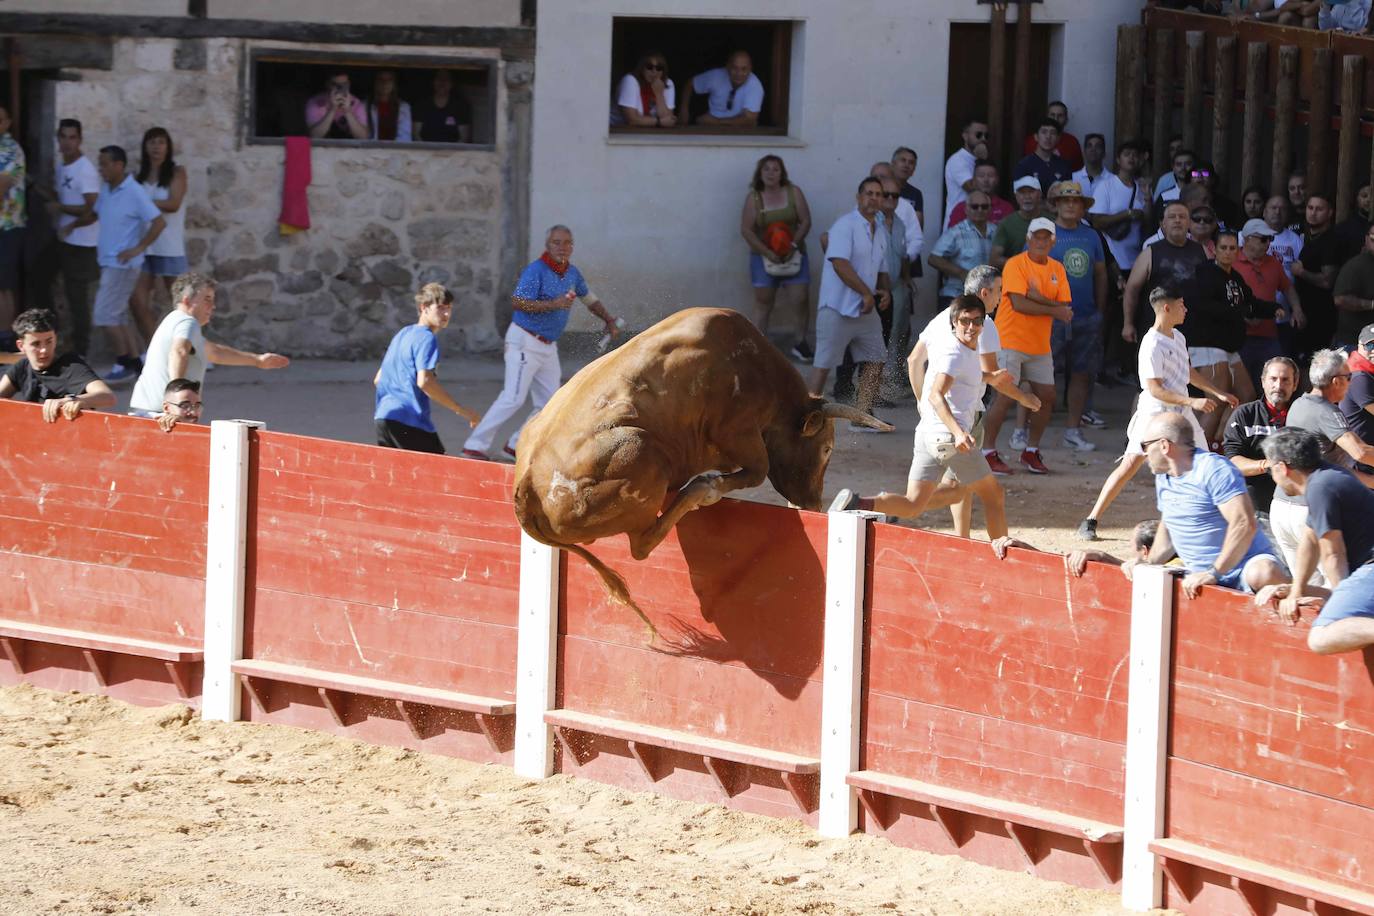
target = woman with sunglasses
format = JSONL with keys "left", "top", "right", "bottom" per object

{"left": 610, "top": 52, "right": 676, "bottom": 128}
{"left": 1188, "top": 206, "right": 1219, "bottom": 258}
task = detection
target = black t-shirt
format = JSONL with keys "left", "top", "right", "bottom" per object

{"left": 1295, "top": 228, "right": 1343, "bottom": 347}
{"left": 1342, "top": 370, "right": 1374, "bottom": 447}
{"left": 1306, "top": 464, "right": 1374, "bottom": 569}
{"left": 1013, "top": 153, "right": 1072, "bottom": 195}
{"left": 1183, "top": 262, "right": 1251, "bottom": 353}
{"left": 900, "top": 183, "right": 925, "bottom": 278}
{"left": 1333, "top": 214, "right": 1371, "bottom": 264}
{"left": 4, "top": 353, "right": 99, "bottom": 403}
{"left": 1221, "top": 399, "right": 1286, "bottom": 512}
{"left": 414, "top": 96, "right": 472, "bottom": 143}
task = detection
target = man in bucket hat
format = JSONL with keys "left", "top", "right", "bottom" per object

{"left": 1049, "top": 180, "right": 1107, "bottom": 452}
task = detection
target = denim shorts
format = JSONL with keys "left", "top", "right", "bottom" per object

{"left": 749, "top": 250, "right": 810, "bottom": 289}
{"left": 1051, "top": 314, "right": 1104, "bottom": 376}
{"left": 143, "top": 254, "right": 188, "bottom": 277}
{"left": 1313, "top": 561, "right": 1374, "bottom": 626}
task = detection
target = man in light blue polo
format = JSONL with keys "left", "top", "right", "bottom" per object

{"left": 79, "top": 145, "right": 163, "bottom": 383}
{"left": 678, "top": 51, "right": 764, "bottom": 127}
{"left": 811, "top": 177, "right": 892, "bottom": 430}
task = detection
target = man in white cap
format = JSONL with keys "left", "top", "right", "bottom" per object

{"left": 989, "top": 175, "right": 1045, "bottom": 268}
{"left": 980, "top": 216, "right": 1073, "bottom": 475}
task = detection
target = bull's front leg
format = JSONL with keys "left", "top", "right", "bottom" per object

{"left": 627, "top": 463, "right": 767, "bottom": 561}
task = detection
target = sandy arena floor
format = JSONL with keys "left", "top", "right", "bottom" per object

{"left": 0, "top": 684, "right": 1161, "bottom": 915}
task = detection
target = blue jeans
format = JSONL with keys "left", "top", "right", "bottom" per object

{"left": 1314, "top": 561, "right": 1374, "bottom": 626}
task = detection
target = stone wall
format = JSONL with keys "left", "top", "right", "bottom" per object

{"left": 49, "top": 37, "right": 522, "bottom": 356}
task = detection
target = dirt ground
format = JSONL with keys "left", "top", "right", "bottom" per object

{"left": 125, "top": 346, "right": 1159, "bottom": 562}
{"left": 0, "top": 684, "right": 1158, "bottom": 915}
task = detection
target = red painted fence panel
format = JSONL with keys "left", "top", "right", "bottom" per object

{"left": 1164, "top": 581, "right": 1374, "bottom": 913}
{"left": 557, "top": 498, "right": 829, "bottom": 823}
{"left": 239, "top": 433, "right": 521, "bottom": 762}
{"left": 0, "top": 402, "right": 208, "bottom": 705}
{"left": 859, "top": 525, "right": 1133, "bottom": 888}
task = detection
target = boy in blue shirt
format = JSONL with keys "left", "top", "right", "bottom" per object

{"left": 374, "top": 283, "right": 480, "bottom": 454}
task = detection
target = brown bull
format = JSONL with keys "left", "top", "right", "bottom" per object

{"left": 512, "top": 307, "right": 889, "bottom": 629}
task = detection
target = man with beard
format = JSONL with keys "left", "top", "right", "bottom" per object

{"left": 1121, "top": 201, "right": 1208, "bottom": 345}
{"left": 1223, "top": 355, "right": 1299, "bottom": 526}
{"left": 1291, "top": 193, "right": 1341, "bottom": 359}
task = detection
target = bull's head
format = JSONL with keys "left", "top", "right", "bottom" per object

{"left": 767, "top": 398, "right": 891, "bottom": 510}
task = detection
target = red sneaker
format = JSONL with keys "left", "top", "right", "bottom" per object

{"left": 1020, "top": 448, "right": 1049, "bottom": 474}
{"left": 984, "top": 450, "right": 1013, "bottom": 476}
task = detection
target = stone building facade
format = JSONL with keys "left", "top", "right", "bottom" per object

{"left": 10, "top": 7, "right": 532, "bottom": 356}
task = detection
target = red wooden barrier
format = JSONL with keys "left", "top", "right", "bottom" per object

{"left": 554, "top": 498, "right": 828, "bottom": 823}
{"left": 856, "top": 525, "right": 1133, "bottom": 890}
{"left": 1159, "top": 581, "right": 1374, "bottom": 915}
{"left": 0, "top": 401, "right": 208, "bottom": 706}
{"left": 237, "top": 432, "right": 521, "bottom": 763}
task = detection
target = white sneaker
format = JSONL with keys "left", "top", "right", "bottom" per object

{"left": 1063, "top": 428, "right": 1097, "bottom": 452}
{"left": 1009, "top": 426, "right": 1029, "bottom": 452}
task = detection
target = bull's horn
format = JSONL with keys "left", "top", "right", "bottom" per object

{"left": 822, "top": 401, "right": 894, "bottom": 431}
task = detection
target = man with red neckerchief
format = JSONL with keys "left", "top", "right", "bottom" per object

{"left": 1342, "top": 324, "right": 1374, "bottom": 469}
{"left": 461, "top": 224, "right": 621, "bottom": 461}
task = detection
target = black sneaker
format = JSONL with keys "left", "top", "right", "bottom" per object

{"left": 1076, "top": 518, "right": 1098, "bottom": 541}
{"left": 829, "top": 488, "right": 860, "bottom": 512}
{"left": 790, "top": 341, "right": 814, "bottom": 362}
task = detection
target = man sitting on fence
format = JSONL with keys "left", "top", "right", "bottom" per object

{"left": 0, "top": 307, "right": 114, "bottom": 422}
{"left": 1258, "top": 427, "right": 1374, "bottom": 655}
{"left": 1130, "top": 412, "right": 1287, "bottom": 598}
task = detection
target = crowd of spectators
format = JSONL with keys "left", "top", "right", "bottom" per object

{"left": 1150, "top": 0, "right": 1374, "bottom": 32}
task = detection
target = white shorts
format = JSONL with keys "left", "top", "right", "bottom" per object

{"left": 996, "top": 348, "right": 1055, "bottom": 386}
{"left": 1188, "top": 347, "right": 1243, "bottom": 369}
{"left": 1123, "top": 406, "right": 1207, "bottom": 456}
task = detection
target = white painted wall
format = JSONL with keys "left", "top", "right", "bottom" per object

{"left": 208, "top": 0, "right": 521, "bottom": 27}
{"left": 531, "top": 0, "right": 1140, "bottom": 334}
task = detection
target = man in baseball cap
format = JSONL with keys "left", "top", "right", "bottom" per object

{"left": 1240, "top": 217, "right": 1275, "bottom": 244}
{"left": 990, "top": 174, "right": 1047, "bottom": 265}
{"left": 1341, "top": 322, "right": 1374, "bottom": 463}
{"left": 980, "top": 214, "right": 1071, "bottom": 475}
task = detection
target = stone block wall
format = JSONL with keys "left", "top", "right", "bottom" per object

{"left": 51, "top": 37, "right": 522, "bottom": 356}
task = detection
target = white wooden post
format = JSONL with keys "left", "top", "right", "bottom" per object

{"left": 818, "top": 509, "right": 873, "bottom": 838}
{"left": 201, "top": 420, "right": 261, "bottom": 722}
{"left": 514, "top": 532, "right": 561, "bottom": 779}
{"left": 1121, "top": 564, "right": 1175, "bottom": 910}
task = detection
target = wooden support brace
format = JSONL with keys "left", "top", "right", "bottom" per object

{"left": 1161, "top": 857, "right": 1199, "bottom": 903}
{"left": 1005, "top": 821, "right": 1043, "bottom": 872}
{"left": 473, "top": 713, "right": 503, "bottom": 754}
{"left": 80, "top": 649, "right": 108, "bottom": 687}
{"left": 627, "top": 740, "right": 659, "bottom": 783}
{"left": 394, "top": 699, "right": 425, "bottom": 741}
{"left": 703, "top": 756, "right": 742, "bottom": 800}
{"left": 856, "top": 789, "right": 895, "bottom": 831}
{"left": 780, "top": 772, "right": 816, "bottom": 815}
{"left": 553, "top": 725, "right": 593, "bottom": 766}
{"left": 0, "top": 635, "right": 25, "bottom": 673}
{"left": 1232, "top": 876, "right": 1268, "bottom": 916}
{"left": 928, "top": 804, "right": 970, "bottom": 849}
{"left": 317, "top": 687, "right": 349, "bottom": 727}
{"left": 1308, "top": 899, "right": 1341, "bottom": 916}
{"left": 1083, "top": 838, "right": 1121, "bottom": 886}
{"left": 238, "top": 674, "right": 270, "bottom": 714}
{"left": 164, "top": 661, "right": 193, "bottom": 699}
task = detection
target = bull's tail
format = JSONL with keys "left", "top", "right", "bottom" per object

{"left": 562, "top": 542, "right": 658, "bottom": 639}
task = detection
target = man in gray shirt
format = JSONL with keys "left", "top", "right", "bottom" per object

{"left": 1269, "top": 349, "right": 1374, "bottom": 581}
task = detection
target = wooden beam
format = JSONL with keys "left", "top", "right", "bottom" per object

{"left": 1212, "top": 36, "right": 1236, "bottom": 183}
{"left": 1270, "top": 45, "right": 1299, "bottom": 199}
{"left": 1152, "top": 29, "right": 1175, "bottom": 188}
{"left": 1308, "top": 48, "right": 1332, "bottom": 197}
{"left": 1182, "top": 31, "right": 1205, "bottom": 152}
{"left": 989, "top": 2, "right": 1008, "bottom": 169}
{"left": 1116, "top": 25, "right": 1145, "bottom": 145}
{"left": 1338, "top": 55, "right": 1363, "bottom": 222}
{"left": 1011, "top": 0, "right": 1033, "bottom": 163}
{"left": 0, "top": 12, "right": 534, "bottom": 53}
{"left": 1241, "top": 41, "right": 1267, "bottom": 195}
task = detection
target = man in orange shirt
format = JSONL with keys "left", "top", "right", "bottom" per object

{"left": 981, "top": 216, "right": 1073, "bottom": 474}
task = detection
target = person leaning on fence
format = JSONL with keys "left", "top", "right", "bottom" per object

{"left": 374, "top": 282, "right": 481, "bottom": 455}
{"left": 1126, "top": 411, "right": 1287, "bottom": 598}
{"left": 156, "top": 377, "right": 202, "bottom": 433}
{"left": 1222, "top": 355, "right": 1299, "bottom": 525}
{"left": 0, "top": 308, "right": 114, "bottom": 422}
{"left": 1256, "top": 427, "right": 1374, "bottom": 656}
{"left": 990, "top": 517, "right": 1177, "bottom": 580}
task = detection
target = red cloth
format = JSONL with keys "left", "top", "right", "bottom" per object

{"left": 540, "top": 251, "right": 568, "bottom": 276}
{"left": 279, "top": 136, "right": 311, "bottom": 233}
{"left": 375, "top": 100, "right": 399, "bottom": 141}
{"left": 762, "top": 221, "right": 795, "bottom": 258}
{"left": 638, "top": 79, "right": 656, "bottom": 116}
{"left": 1350, "top": 349, "right": 1374, "bottom": 376}
{"left": 1022, "top": 131, "right": 1084, "bottom": 171}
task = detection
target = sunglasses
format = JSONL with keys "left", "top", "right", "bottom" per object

{"left": 967, "top": 203, "right": 991, "bottom": 211}
{"left": 644, "top": 62, "right": 665, "bottom": 71}
{"left": 954, "top": 316, "right": 986, "bottom": 327}
{"left": 880, "top": 191, "right": 899, "bottom": 199}
{"left": 1191, "top": 214, "right": 1216, "bottom": 223}
{"left": 1190, "top": 169, "right": 1212, "bottom": 179}
{"left": 1138, "top": 436, "right": 1168, "bottom": 451}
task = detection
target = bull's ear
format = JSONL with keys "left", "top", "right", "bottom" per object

{"left": 801, "top": 409, "right": 826, "bottom": 438}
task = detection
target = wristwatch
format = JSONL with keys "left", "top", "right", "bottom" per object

{"left": 1207, "top": 565, "right": 1224, "bottom": 580}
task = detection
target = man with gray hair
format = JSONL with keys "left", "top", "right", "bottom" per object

{"left": 1269, "top": 348, "right": 1374, "bottom": 579}
{"left": 1127, "top": 411, "right": 1286, "bottom": 597}
{"left": 462, "top": 225, "right": 621, "bottom": 460}
{"left": 129, "top": 272, "right": 290, "bottom": 418}
{"left": 1258, "top": 427, "right": 1374, "bottom": 655}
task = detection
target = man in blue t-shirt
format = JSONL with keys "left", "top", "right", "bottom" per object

{"left": 461, "top": 225, "right": 621, "bottom": 461}
{"left": 1049, "top": 180, "right": 1106, "bottom": 453}
{"left": 1129, "top": 412, "right": 1287, "bottom": 597}
{"left": 373, "top": 283, "right": 481, "bottom": 454}
{"left": 1260, "top": 427, "right": 1374, "bottom": 655}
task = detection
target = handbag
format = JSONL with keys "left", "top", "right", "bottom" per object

{"left": 763, "top": 249, "right": 803, "bottom": 278}
{"left": 1104, "top": 180, "right": 1137, "bottom": 241}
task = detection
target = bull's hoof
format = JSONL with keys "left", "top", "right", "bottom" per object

{"left": 684, "top": 476, "right": 723, "bottom": 507}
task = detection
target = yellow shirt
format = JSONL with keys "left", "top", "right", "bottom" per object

{"left": 995, "top": 252, "right": 1071, "bottom": 356}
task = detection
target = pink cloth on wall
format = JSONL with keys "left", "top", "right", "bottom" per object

{"left": 279, "top": 136, "right": 311, "bottom": 234}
